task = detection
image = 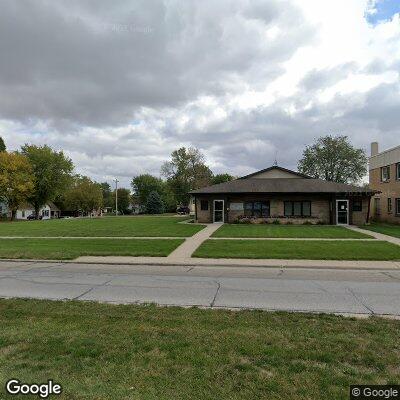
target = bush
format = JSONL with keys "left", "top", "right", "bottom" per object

{"left": 286, "top": 220, "right": 293, "bottom": 225}
{"left": 145, "top": 191, "right": 165, "bottom": 214}
{"left": 316, "top": 220, "right": 325, "bottom": 225}
{"left": 272, "top": 219, "right": 281, "bottom": 225}
{"left": 302, "top": 220, "right": 313, "bottom": 225}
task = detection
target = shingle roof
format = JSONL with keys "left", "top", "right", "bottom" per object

{"left": 190, "top": 178, "right": 374, "bottom": 195}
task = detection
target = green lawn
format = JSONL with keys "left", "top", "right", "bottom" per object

{"left": 0, "top": 216, "right": 203, "bottom": 237}
{"left": 0, "top": 299, "right": 399, "bottom": 399}
{"left": 212, "top": 224, "right": 372, "bottom": 238}
{"left": 360, "top": 223, "right": 400, "bottom": 239}
{"left": 0, "top": 238, "right": 183, "bottom": 259}
{"left": 194, "top": 239, "right": 400, "bottom": 260}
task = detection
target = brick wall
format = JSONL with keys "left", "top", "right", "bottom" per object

{"left": 370, "top": 163, "right": 400, "bottom": 224}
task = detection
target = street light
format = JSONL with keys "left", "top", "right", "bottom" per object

{"left": 114, "top": 178, "right": 119, "bottom": 216}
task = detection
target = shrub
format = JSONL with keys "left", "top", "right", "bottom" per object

{"left": 286, "top": 220, "right": 293, "bottom": 225}
{"left": 316, "top": 220, "right": 325, "bottom": 225}
{"left": 272, "top": 219, "right": 281, "bottom": 225}
{"left": 302, "top": 220, "right": 313, "bottom": 225}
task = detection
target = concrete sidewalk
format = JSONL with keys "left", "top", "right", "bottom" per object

{"left": 167, "top": 224, "right": 221, "bottom": 259}
{"left": 346, "top": 226, "right": 400, "bottom": 246}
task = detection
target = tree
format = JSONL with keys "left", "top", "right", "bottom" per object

{"left": 0, "top": 137, "right": 5, "bottom": 152}
{"left": 63, "top": 176, "right": 103, "bottom": 215}
{"left": 113, "top": 188, "right": 131, "bottom": 214}
{"left": 161, "top": 147, "right": 212, "bottom": 205}
{"left": 298, "top": 135, "right": 367, "bottom": 184}
{"left": 145, "top": 191, "right": 164, "bottom": 214}
{"left": 131, "top": 174, "right": 165, "bottom": 205}
{"left": 21, "top": 145, "right": 74, "bottom": 218}
{"left": 100, "top": 182, "right": 113, "bottom": 208}
{"left": 0, "top": 152, "right": 34, "bottom": 220}
{"left": 211, "top": 173, "right": 235, "bottom": 185}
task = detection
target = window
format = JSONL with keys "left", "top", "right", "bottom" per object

{"left": 200, "top": 200, "right": 209, "bottom": 211}
{"left": 244, "top": 201, "right": 270, "bottom": 217}
{"left": 396, "top": 199, "right": 400, "bottom": 215}
{"left": 43, "top": 210, "right": 49, "bottom": 217}
{"left": 388, "top": 198, "right": 392, "bottom": 214}
{"left": 352, "top": 199, "right": 362, "bottom": 212}
{"left": 397, "top": 163, "right": 400, "bottom": 180}
{"left": 381, "top": 166, "right": 390, "bottom": 182}
{"left": 284, "top": 201, "right": 311, "bottom": 217}
{"left": 374, "top": 198, "right": 381, "bottom": 215}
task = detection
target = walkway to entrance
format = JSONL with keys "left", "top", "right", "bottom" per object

{"left": 346, "top": 226, "right": 400, "bottom": 247}
{"left": 167, "top": 224, "right": 221, "bottom": 260}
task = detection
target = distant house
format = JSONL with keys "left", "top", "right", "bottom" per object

{"left": 16, "top": 202, "right": 61, "bottom": 220}
{"left": 369, "top": 142, "right": 400, "bottom": 223}
{"left": 190, "top": 165, "right": 376, "bottom": 225}
{"left": 0, "top": 201, "right": 9, "bottom": 218}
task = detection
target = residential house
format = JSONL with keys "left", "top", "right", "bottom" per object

{"left": 16, "top": 202, "right": 61, "bottom": 220}
{"left": 190, "top": 165, "right": 376, "bottom": 225}
{"left": 369, "top": 142, "right": 400, "bottom": 223}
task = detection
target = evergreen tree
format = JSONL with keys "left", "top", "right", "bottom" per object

{"left": 145, "top": 191, "right": 164, "bottom": 214}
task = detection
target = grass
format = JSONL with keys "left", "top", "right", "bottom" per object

{"left": 212, "top": 224, "right": 372, "bottom": 239}
{"left": 0, "top": 299, "right": 399, "bottom": 399}
{"left": 0, "top": 238, "right": 184, "bottom": 259}
{"left": 360, "top": 223, "right": 400, "bottom": 239}
{"left": 0, "top": 216, "right": 203, "bottom": 237}
{"left": 194, "top": 239, "right": 400, "bottom": 260}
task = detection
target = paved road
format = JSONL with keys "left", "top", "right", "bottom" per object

{"left": 0, "top": 261, "right": 399, "bottom": 316}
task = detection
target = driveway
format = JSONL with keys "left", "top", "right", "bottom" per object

{"left": 0, "top": 261, "right": 400, "bottom": 316}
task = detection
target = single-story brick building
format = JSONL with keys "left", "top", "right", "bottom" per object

{"left": 190, "top": 166, "right": 377, "bottom": 225}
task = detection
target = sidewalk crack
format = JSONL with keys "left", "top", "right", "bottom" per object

{"left": 210, "top": 281, "right": 221, "bottom": 307}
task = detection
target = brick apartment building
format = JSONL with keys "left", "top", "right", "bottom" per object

{"left": 369, "top": 142, "right": 400, "bottom": 223}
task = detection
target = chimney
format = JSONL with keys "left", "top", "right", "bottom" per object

{"left": 371, "top": 142, "right": 379, "bottom": 157}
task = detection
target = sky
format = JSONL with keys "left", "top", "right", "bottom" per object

{"left": 1, "top": 0, "right": 400, "bottom": 188}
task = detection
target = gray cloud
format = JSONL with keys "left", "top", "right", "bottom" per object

{"left": 1, "top": 0, "right": 399, "bottom": 187}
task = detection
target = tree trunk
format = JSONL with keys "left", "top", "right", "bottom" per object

{"left": 11, "top": 209, "right": 16, "bottom": 221}
{"left": 35, "top": 205, "right": 40, "bottom": 220}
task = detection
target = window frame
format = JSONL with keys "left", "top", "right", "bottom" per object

{"left": 244, "top": 201, "right": 270, "bottom": 218}
{"left": 396, "top": 198, "right": 400, "bottom": 216}
{"left": 352, "top": 199, "right": 362, "bottom": 212}
{"left": 284, "top": 201, "right": 312, "bottom": 217}
{"left": 388, "top": 198, "right": 392, "bottom": 214}
{"left": 200, "top": 200, "right": 209, "bottom": 211}
{"left": 381, "top": 166, "right": 390, "bottom": 182}
{"left": 396, "top": 163, "right": 400, "bottom": 181}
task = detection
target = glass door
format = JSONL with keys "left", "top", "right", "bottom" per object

{"left": 336, "top": 200, "right": 349, "bottom": 225}
{"left": 213, "top": 200, "right": 224, "bottom": 223}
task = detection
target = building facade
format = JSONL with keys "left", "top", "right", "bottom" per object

{"left": 191, "top": 166, "right": 375, "bottom": 225}
{"left": 369, "top": 142, "right": 400, "bottom": 224}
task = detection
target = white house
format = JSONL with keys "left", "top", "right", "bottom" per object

{"left": 15, "top": 202, "right": 61, "bottom": 220}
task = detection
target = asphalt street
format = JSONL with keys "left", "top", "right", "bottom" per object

{"left": 0, "top": 261, "right": 399, "bottom": 316}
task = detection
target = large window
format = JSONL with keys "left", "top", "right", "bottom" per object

{"left": 396, "top": 199, "right": 400, "bottom": 216}
{"left": 352, "top": 199, "right": 362, "bottom": 212}
{"left": 381, "top": 166, "right": 390, "bottom": 182}
{"left": 200, "top": 200, "right": 209, "bottom": 211}
{"left": 244, "top": 201, "right": 270, "bottom": 217}
{"left": 396, "top": 163, "right": 400, "bottom": 180}
{"left": 284, "top": 201, "right": 311, "bottom": 217}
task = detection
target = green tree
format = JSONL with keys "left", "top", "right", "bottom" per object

{"left": 131, "top": 174, "right": 165, "bottom": 205}
{"left": 21, "top": 145, "right": 74, "bottom": 218}
{"left": 63, "top": 176, "right": 103, "bottom": 215}
{"left": 161, "top": 147, "right": 212, "bottom": 205}
{"left": 113, "top": 188, "right": 131, "bottom": 214}
{"left": 298, "top": 135, "right": 367, "bottom": 184}
{"left": 145, "top": 191, "right": 164, "bottom": 214}
{"left": 100, "top": 182, "right": 113, "bottom": 208}
{"left": 211, "top": 173, "right": 235, "bottom": 185}
{"left": 0, "top": 137, "right": 6, "bottom": 152}
{"left": 0, "top": 152, "right": 34, "bottom": 220}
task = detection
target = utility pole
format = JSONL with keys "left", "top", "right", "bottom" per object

{"left": 114, "top": 178, "right": 119, "bottom": 216}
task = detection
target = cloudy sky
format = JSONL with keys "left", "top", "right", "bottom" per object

{"left": 1, "top": 0, "right": 400, "bottom": 187}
